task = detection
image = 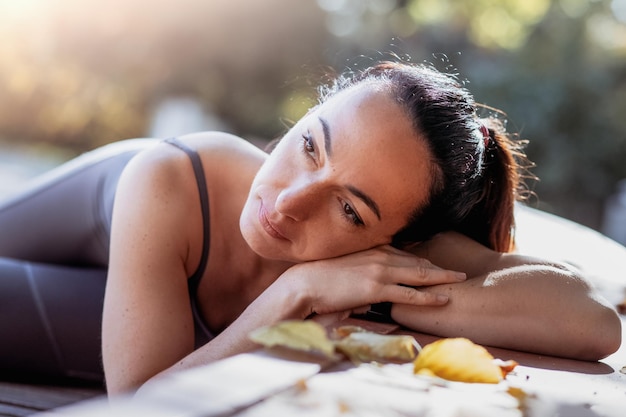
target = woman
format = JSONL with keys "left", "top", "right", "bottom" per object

{"left": 0, "top": 61, "right": 620, "bottom": 394}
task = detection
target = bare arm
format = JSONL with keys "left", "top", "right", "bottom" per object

{"left": 102, "top": 144, "right": 199, "bottom": 395}
{"left": 103, "top": 133, "right": 269, "bottom": 395}
{"left": 393, "top": 232, "right": 621, "bottom": 360}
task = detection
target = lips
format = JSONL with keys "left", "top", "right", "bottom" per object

{"left": 258, "top": 202, "right": 289, "bottom": 240}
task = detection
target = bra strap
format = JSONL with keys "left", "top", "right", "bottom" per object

{"left": 163, "top": 137, "right": 211, "bottom": 292}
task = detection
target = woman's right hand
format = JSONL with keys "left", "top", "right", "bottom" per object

{"left": 275, "top": 245, "right": 467, "bottom": 319}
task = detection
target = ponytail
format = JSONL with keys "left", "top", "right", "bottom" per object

{"left": 456, "top": 118, "right": 531, "bottom": 252}
{"left": 391, "top": 114, "right": 532, "bottom": 254}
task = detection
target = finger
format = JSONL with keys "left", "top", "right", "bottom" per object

{"left": 388, "top": 260, "right": 465, "bottom": 286}
{"left": 376, "top": 248, "right": 467, "bottom": 285}
{"left": 383, "top": 284, "right": 449, "bottom": 306}
{"left": 411, "top": 264, "right": 466, "bottom": 285}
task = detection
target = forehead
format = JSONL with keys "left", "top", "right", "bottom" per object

{"left": 314, "top": 84, "right": 433, "bottom": 228}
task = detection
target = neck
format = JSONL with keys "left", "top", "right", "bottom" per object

{"left": 245, "top": 251, "right": 295, "bottom": 294}
{"left": 202, "top": 233, "right": 296, "bottom": 333}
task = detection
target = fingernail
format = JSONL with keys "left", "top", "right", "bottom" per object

{"left": 436, "top": 294, "right": 449, "bottom": 303}
{"left": 455, "top": 272, "right": 467, "bottom": 281}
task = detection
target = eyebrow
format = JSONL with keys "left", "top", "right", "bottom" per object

{"left": 346, "top": 185, "right": 381, "bottom": 221}
{"left": 319, "top": 116, "right": 332, "bottom": 157}
{"left": 318, "top": 116, "right": 382, "bottom": 221}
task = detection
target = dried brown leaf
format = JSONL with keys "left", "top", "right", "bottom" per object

{"left": 249, "top": 320, "right": 336, "bottom": 358}
{"left": 334, "top": 328, "right": 420, "bottom": 363}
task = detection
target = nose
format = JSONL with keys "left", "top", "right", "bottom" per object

{"left": 275, "top": 177, "right": 322, "bottom": 221}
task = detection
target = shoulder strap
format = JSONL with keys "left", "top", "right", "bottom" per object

{"left": 163, "top": 137, "right": 211, "bottom": 293}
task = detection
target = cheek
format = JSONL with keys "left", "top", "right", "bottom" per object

{"left": 305, "top": 227, "right": 388, "bottom": 259}
{"left": 254, "top": 146, "right": 295, "bottom": 186}
{"left": 247, "top": 163, "right": 282, "bottom": 203}
{"left": 239, "top": 196, "right": 258, "bottom": 243}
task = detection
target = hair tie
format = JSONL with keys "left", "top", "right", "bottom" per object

{"left": 479, "top": 124, "right": 490, "bottom": 149}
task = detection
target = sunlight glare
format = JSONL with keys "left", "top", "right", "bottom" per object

{"left": 611, "top": 0, "right": 626, "bottom": 23}
{"left": 587, "top": 12, "right": 626, "bottom": 50}
{"left": 472, "top": 7, "right": 527, "bottom": 49}
{"left": 559, "top": 0, "right": 591, "bottom": 18}
{"left": 508, "top": 0, "right": 550, "bottom": 24}
{"left": 407, "top": 0, "right": 451, "bottom": 25}
{"left": 0, "top": 0, "right": 48, "bottom": 19}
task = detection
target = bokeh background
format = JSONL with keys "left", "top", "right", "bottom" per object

{"left": 0, "top": 0, "right": 625, "bottom": 242}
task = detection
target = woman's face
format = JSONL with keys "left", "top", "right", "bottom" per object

{"left": 240, "top": 83, "right": 434, "bottom": 262}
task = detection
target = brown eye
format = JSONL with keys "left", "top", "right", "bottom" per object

{"left": 343, "top": 202, "right": 364, "bottom": 226}
{"left": 302, "top": 133, "right": 315, "bottom": 154}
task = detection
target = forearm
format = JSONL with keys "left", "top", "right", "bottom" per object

{"left": 391, "top": 263, "right": 621, "bottom": 361}
{"left": 140, "top": 276, "right": 308, "bottom": 390}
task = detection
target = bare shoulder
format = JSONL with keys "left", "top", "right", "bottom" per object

{"left": 112, "top": 131, "right": 265, "bottom": 273}
{"left": 115, "top": 130, "right": 260, "bottom": 226}
{"left": 125, "top": 131, "right": 263, "bottom": 164}
{"left": 179, "top": 131, "right": 268, "bottom": 190}
{"left": 181, "top": 131, "right": 267, "bottom": 161}
{"left": 117, "top": 131, "right": 265, "bottom": 191}
{"left": 112, "top": 138, "right": 202, "bottom": 251}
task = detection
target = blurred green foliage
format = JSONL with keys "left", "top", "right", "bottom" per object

{"left": 0, "top": 0, "right": 624, "bottom": 229}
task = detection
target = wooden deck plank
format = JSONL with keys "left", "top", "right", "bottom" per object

{"left": 0, "top": 380, "right": 104, "bottom": 417}
{"left": 0, "top": 403, "right": 39, "bottom": 417}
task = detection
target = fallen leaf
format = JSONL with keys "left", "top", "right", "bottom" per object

{"left": 250, "top": 321, "right": 421, "bottom": 364}
{"left": 494, "top": 358, "right": 520, "bottom": 376}
{"left": 332, "top": 325, "right": 368, "bottom": 339}
{"left": 507, "top": 386, "right": 533, "bottom": 414}
{"left": 335, "top": 331, "right": 420, "bottom": 363}
{"left": 413, "top": 338, "right": 517, "bottom": 384}
{"left": 249, "top": 320, "right": 336, "bottom": 358}
{"left": 294, "top": 378, "right": 308, "bottom": 392}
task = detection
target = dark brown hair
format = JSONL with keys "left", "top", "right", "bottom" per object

{"left": 320, "top": 61, "right": 532, "bottom": 252}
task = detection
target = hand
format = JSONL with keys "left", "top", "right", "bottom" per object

{"left": 278, "top": 245, "right": 467, "bottom": 317}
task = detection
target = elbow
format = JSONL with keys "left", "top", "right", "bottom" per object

{"left": 532, "top": 303, "right": 621, "bottom": 362}
{"left": 554, "top": 265, "right": 623, "bottom": 361}
{"left": 582, "top": 307, "right": 622, "bottom": 361}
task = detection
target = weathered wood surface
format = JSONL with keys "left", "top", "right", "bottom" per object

{"left": 27, "top": 316, "right": 626, "bottom": 417}
{"left": 0, "top": 379, "right": 104, "bottom": 417}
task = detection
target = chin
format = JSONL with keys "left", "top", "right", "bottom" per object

{"left": 250, "top": 242, "right": 301, "bottom": 263}
{"left": 240, "top": 220, "right": 289, "bottom": 262}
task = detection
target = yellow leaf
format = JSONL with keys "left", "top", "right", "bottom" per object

{"left": 250, "top": 321, "right": 421, "bottom": 364}
{"left": 413, "top": 338, "right": 516, "bottom": 384}
{"left": 335, "top": 331, "right": 420, "bottom": 363}
{"left": 249, "top": 320, "right": 336, "bottom": 358}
